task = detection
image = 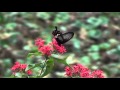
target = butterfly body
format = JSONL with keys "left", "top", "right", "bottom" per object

{"left": 52, "top": 26, "right": 74, "bottom": 46}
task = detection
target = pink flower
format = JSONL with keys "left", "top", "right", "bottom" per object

{"left": 91, "top": 70, "right": 105, "bottom": 78}
{"left": 65, "top": 66, "right": 72, "bottom": 77}
{"left": 20, "top": 64, "right": 27, "bottom": 70}
{"left": 15, "top": 62, "right": 21, "bottom": 65}
{"left": 11, "top": 62, "right": 27, "bottom": 73}
{"left": 72, "top": 65, "right": 79, "bottom": 74}
{"left": 35, "top": 38, "right": 45, "bottom": 47}
{"left": 38, "top": 45, "right": 53, "bottom": 56}
{"left": 86, "top": 75, "right": 94, "bottom": 78}
{"left": 64, "top": 64, "right": 105, "bottom": 78}
{"left": 57, "top": 45, "right": 66, "bottom": 54}
{"left": 11, "top": 62, "right": 21, "bottom": 71}
{"left": 35, "top": 37, "right": 67, "bottom": 55}
{"left": 80, "top": 71, "right": 90, "bottom": 78}
{"left": 52, "top": 38, "right": 66, "bottom": 54}
{"left": 26, "top": 70, "right": 32, "bottom": 75}
{"left": 75, "top": 64, "right": 90, "bottom": 73}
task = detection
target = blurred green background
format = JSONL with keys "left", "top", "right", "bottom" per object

{"left": 0, "top": 12, "right": 120, "bottom": 78}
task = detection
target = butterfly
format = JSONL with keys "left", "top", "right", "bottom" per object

{"left": 52, "top": 26, "right": 74, "bottom": 46}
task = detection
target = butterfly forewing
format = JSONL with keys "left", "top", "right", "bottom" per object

{"left": 57, "top": 32, "right": 74, "bottom": 44}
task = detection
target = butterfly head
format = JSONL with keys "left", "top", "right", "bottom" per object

{"left": 52, "top": 26, "right": 62, "bottom": 37}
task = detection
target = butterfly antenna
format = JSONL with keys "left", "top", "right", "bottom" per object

{"left": 55, "top": 26, "right": 57, "bottom": 30}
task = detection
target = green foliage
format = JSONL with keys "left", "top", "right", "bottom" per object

{"left": 89, "top": 52, "right": 101, "bottom": 61}
{"left": 87, "top": 16, "right": 109, "bottom": 27}
{"left": 99, "top": 43, "right": 111, "bottom": 50}
{"left": 72, "top": 38, "right": 81, "bottom": 49}
{"left": 80, "top": 56, "right": 91, "bottom": 65}
{"left": 88, "top": 45, "right": 100, "bottom": 52}
{"left": 88, "top": 29, "right": 102, "bottom": 39}
{"left": 52, "top": 54, "right": 68, "bottom": 65}
{"left": 41, "top": 58, "right": 54, "bottom": 77}
{"left": 54, "top": 12, "right": 70, "bottom": 24}
{"left": 5, "top": 22, "right": 17, "bottom": 30}
{"left": 36, "top": 12, "right": 51, "bottom": 20}
{"left": 1, "top": 12, "right": 120, "bottom": 78}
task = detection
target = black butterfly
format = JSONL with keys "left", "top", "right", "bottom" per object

{"left": 52, "top": 26, "right": 74, "bottom": 46}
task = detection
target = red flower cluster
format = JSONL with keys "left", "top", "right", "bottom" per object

{"left": 65, "top": 64, "right": 105, "bottom": 78}
{"left": 35, "top": 38, "right": 66, "bottom": 56}
{"left": 39, "top": 45, "right": 53, "bottom": 56}
{"left": 52, "top": 38, "right": 66, "bottom": 54}
{"left": 35, "top": 38, "right": 45, "bottom": 47}
{"left": 11, "top": 62, "right": 27, "bottom": 71}
{"left": 11, "top": 62, "right": 32, "bottom": 75}
{"left": 26, "top": 70, "right": 32, "bottom": 75}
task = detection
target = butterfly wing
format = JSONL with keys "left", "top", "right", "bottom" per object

{"left": 57, "top": 32, "right": 74, "bottom": 44}
{"left": 62, "top": 32, "right": 74, "bottom": 43}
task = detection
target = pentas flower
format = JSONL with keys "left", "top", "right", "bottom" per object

{"left": 35, "top": 38, "right": 45, "bottom": 47}
{"left": 57, "top": 45, "right": 66, "bottom": 54}
{"left": 26, "top": 70, "right": 32, "bottom": 75}
{"left": 11, "top": 62, "right": 21, "bottom": 71}
{"left": 64, "top": 66, "right": 72, "bottom": 77}
{"left": 73, "top": 65, "right": 79, "bottom": 74}
{"left": 15, "top": 62, "right": 21, "bottom": 65}
{"left": 11, "top": 62, "right": 27, "bottom": 73}
{"left": 20, "top": 64, "right": 27, "bottom": 70}
{"left": 91, "top": 70, "right": 105, "bottom": 78}
{"left": 38, "top": 45, "right": 53, "bottom": 56}
{"left": 35, "top": 37, "right": 67, "bottom": 56}
{"left": 80, "top": 71, "right": 90, "bottom": 78}
{"left": 64, "top": 64, "right": 105, "bottom": 78}
{"left": 52, "top": 38, "right": 66, "bottom": 54}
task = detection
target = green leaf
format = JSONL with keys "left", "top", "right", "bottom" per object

{"left": 23, "top": 45, "right": 31, "bottom": 50}
{"left": 9, "top": 74, "right": 16, "bottom": 78}
{"left": 89, "top": 52, "right": 100, "bottom": 61}
{"left": 26, "top": 62, "right": 43, "bottom": 71}
{"left": 87, "top": 16, "right": 109, "bottom": 27}
{"left": 51, "top": 54, "right": 69, "bottom": 65}
{"left": 27, "top": 52, "right": 41, "bottom": 58}
{"left": 88, "top": 45, "right": 100, "bottom": 52}
{"left": 26, "top": 64, "right": 35, "bottom": 70}
{"left": 88, "top": 29, "right": 102, "bottom": 38}
{"left": 72, "top": 38, "right": 80, "bottom": 49}
{"left": 8, "top": 12, "right": 19, "bottom": 16}
{"left": 5, "top": 22, "right": 17, "bottom": 30}
{"left": 87, "top": 17, "right": 102, "bottom": 27}
{"left": 27, "top": 53, "right": 35, "bottom": 58}
{"left": 108, "top": 38, "right": 118, "bottom": 45}
{"left": 15, "top": 73, "right": 22, "bottom": 78}
{"left": 54, "top": 12, "right": 70, "bottom": 24}
{"left": 56, "top": 56, "right": 68, "bottom": 66}
{"left": 36, "top": 12, "right": 51, "bottom": 20}
{"left": 80, "top": 56, "right": 91, "bottom": 65}
{"left": 25, "top": 22, "right": 38, "bottom": 29}
{"left": 0, "top": 13, "right": 4, "bottom": 23}
{"left": 3, "top": 59, "right": 12, "bottom": 67}
{"left": 99, "top": 16, "right": 109, "bottom": 24}
{"left": 99, "top": 43, "right": 111, "bottom": 50}
{"left": 30, "top": 47, "right": 38, "bottom": 53}
{"left": 41, "top": 57, "right": 54, "bottom": 77}
{"left": 106, "top": 49, "right": 117, "bottom": 55}
{"left": 71, "top": 20, "right": 83, "bottom": 28}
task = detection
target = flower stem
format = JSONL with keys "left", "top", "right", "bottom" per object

{"left": 39, "top": 57, "right": 47, "bottom": 77}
